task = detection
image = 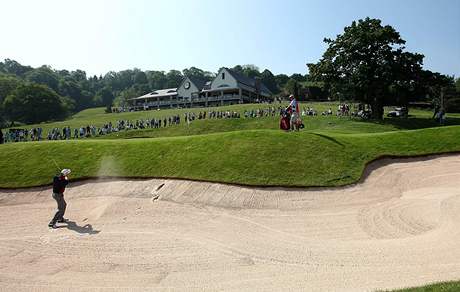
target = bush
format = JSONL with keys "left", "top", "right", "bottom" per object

{"left": 445, "top": 98, "right": 460, "bottom": 113}
{"left": 3, "top": 83, "right": 68, "bottom": 124}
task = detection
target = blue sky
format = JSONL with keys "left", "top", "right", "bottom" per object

{"left": 1, "top": 0, "right": 459, "bottom": 77}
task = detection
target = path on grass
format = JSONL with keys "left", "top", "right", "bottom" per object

{"left": 1, "top": 155, "right": 460, "bottom": 291}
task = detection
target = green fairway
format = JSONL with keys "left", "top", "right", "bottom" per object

{"left": 7, "top": 103, "right": 460, "bottom": 140}
{"left": 97, "top": 112, "right": 460, "bottom": 140}
{"left": 1, "top": 125, "right": 459, "bottom": 188}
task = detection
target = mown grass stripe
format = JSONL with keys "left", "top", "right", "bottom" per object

{"left": 1, "top": 126, "right": 459, "bottom": 188}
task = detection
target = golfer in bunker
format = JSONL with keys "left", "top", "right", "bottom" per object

{"left": 48, "top": 169, "right": 71, "bottom": 228}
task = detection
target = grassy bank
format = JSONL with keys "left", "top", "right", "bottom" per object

{"left": 6, "top": 103, "right": 460, "bottom": 140}
{"left": 97, "top": 113, "right": 460, "bottom": 140}
{"left": 386, "top": 280, "right": 460, "bottom": 291}
{"left": 1, "top": 126, "right": 459, "bottom": 188}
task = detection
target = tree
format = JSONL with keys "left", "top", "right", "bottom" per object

{"left": 260, "top": 69, "right": 278, "bottom": 93}
{"left": 1, "top": 59, "right": 32, "bottom": 76}
{"left": 0, "top": 75, "right": 24, "bottom": 126}
{"left": 290, "top": 73, "right": 307, "bottom": 82}
{"left": 308, "top": 18, "right": 424, "bottom": 119}
{"left": 25, "top": 66, "right": 60, "bottom": 91}
{"left": 133, "top": 70, "right": 148, "bottom": 84}
{"left": 3, "top": 83, "right": 68, "bottom": 123}
{"left": 275, "top": 74, "right": 290, "bottom": 91}
{"left": 302, "top": 81, "right": 327, "bottom": 100}
{"left": 70, "top": 70, "right": 87, "bottom": 83}
{"left": 242, "top": 64, "right": 260, "bottom": 78}
{"left": 0, "top": 75, "right": 23, "bottom": 104}
{"left": 232, "top": 65, "right": 244, "bottom": 74}
{"left": 88, "top": 75, "right": 103, "bottom": 94}
{"left": 131, "top": 83, "right": 150, "bottom": 97}
{"left": 165, "top": 70, "right": 183, "bottom": 88}
{"left": 57, "top": 78, "right": 94, "bottom": 111}
{"left": 114, "top": 87, "right": 138, "bottom": 107}
{"left": 146, "top": 70, "right": 167, "bottom": 90}
{"left": 182, "top": 67, "right": 213, "bottom": 81}
{"left": 95, "top": 87, "right": 115, "bottom": 107}
{"left": 284, "top": 78, "right": 304, "bottom": 98}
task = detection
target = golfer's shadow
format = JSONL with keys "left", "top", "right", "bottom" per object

{"left": 58, "top": 220, "right": 100, "bottom": 235}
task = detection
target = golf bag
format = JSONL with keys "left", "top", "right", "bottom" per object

{"left": 280, "top": 112, "right": 290, "bottom": 131}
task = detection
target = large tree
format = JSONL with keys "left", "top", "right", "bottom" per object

{"left": 275, "top": 74, "right": 290, "bottom": 91}
{"left": 308, "top": 18, "right": 424, "bottom": 119}
{"left": 3, "top": 83, "right": 68, "bottom": 124}
{"left": 94, "top": 87, "right": 115, "bottom": 107}
{"left": 165, "top": 70, "right": 183, "bottom": 88}
{"left": 182, "top": 67, "right": 214, "bottom": 82}
{"left": 25, "top": 66, "right": 60, "bottom": 92}
{"left": 0, "top": 75, "right": 24, "bottom": 126}
{"left": 133, "top": 70, "right": 148, "bottom": 85}
{"left": 0, "top": 59, "right": 32, "bottom": 76}
{"left": 0, "top": 75, "right": 23, "bottom": 104}
{"left": 241, "top": 64, "right": 260, "bottom": 79}
{"left": 260, "top": 69, "right": 278, "bottom": 94}
{"left": 146, "top": 70, "right": 167, "bottom": 90}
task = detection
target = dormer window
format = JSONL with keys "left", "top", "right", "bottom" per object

{"left": 222, "top": 72, "right": 225, "bottom": 79}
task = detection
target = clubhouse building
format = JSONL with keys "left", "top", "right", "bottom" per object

{"left": 128, "top": 67, "right": 273, "bottom": 109}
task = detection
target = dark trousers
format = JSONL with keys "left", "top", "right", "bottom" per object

{"left": 50, "top": 193, "right": 67, "bottom": 224}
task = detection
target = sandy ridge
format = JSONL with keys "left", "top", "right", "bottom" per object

{"left": 1, "top": 155, "right": 460, "bottom": 291}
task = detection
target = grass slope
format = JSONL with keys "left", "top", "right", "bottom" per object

{"left": 1, "top": 126, "right": 459, "bottom": 188}
{"left": 7, "top": 103, "right": 460, "bottom": 140}
{"left": 386, "top": 280, "right": 460, "bottom": 291}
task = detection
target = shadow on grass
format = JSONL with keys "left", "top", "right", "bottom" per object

{"left": 57, "top": 220, "right": 100, "bottom": 235}
{"left": 356, "top": 116, "right": 460, "bottom": 130}
{"left": 311, "top": 133, "right": 345, "bottom": 147}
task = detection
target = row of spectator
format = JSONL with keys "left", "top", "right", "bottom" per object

{"left": 0, "top": 104, "right": 371, "bottom": 144}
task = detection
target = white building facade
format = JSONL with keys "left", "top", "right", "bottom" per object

{"left": 129, "top": 68, "right": 272, "bottom": 109}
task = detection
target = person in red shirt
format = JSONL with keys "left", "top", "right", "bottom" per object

{"left": 48, "top": 169, "right": 71, "bottom": 229}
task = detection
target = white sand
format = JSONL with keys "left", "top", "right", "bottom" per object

{"left": 1, "top": 155, "right": 460, "bottom": 291}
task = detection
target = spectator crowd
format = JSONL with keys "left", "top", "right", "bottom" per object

{"left": 0, "top": 108, "right": 273, "bottom": 144}
{"left": 0, "top": 113, "right": 182, "bottom": 143}
{"left": 0, "top": 103, "right": 418, "bottom": 145}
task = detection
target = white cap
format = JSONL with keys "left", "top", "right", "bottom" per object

{"left": 61, "top": 169, "right": 71, "bottom": 176}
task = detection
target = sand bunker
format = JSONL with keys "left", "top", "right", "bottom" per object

{"left": 1, "top": 155, "right": 460, "bottom": 291}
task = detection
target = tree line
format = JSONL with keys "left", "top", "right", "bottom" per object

{"left": 1, "top": 17, "right": 459, "bottom": 125}
{"left": 0, "top": 60, "right": 310, "bottom": 126}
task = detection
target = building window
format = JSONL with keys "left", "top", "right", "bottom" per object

{"left": 222, "top": 72, "right": 225, "bottom": 79}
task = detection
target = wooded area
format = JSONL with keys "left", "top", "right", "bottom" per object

{"left": 1, "top": 18, "right": 459, "bottom": 125}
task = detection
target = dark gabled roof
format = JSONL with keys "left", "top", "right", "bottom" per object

{"left": 225, "top": 68, "right": 256, "bottom": 87}
{"left": 225, "top": 68, "right": 272, "bottom": 96}
{"left": 188, "top": 76, "right": 208, "bottom": 91}
{"left": 203, "top": 81, "right": 212, "bottom": 90}
{"left": 259, "top": 83, "right": 273, "bottom": 96}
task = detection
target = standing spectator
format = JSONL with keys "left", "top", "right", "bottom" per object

{"left": 287, "top": 94, "right": 300, "bottom": 131}
{"left": 438, "top": 108, "right": 446, "bottom": 125}
{"left": 0, "top": 129, "right": 4, "bottom": 144}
